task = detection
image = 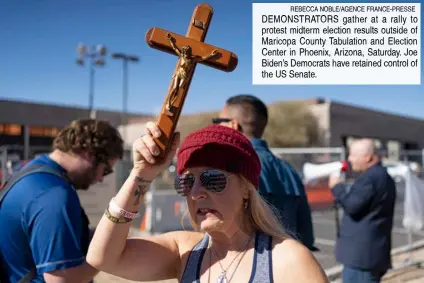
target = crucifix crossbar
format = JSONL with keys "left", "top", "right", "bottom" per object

{"left": 146, "top": 28, "right": 238, "bottom": 73}
{"left": 145, "top": 3, "right": 238, "bottom": 160}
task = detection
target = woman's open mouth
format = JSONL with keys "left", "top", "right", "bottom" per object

{"left": 197, "top": 208, "right": 218, "bottom": 216}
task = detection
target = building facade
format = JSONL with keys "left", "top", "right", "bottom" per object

{"left": 307, "top": 98, "right": 424, "bottom": 162}
{"left": 0, "top": 99, "right": 149, "bottom": 160}
{"left": 2, "top": 98, "right": 423, "bottom": 162}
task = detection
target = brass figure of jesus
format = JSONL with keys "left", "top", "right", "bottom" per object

{"left": 165, "top": 33, "right": 218, "bottom": 112}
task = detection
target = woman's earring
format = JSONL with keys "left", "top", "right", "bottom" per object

{"left": 244, "top": 199, "right": 249, "bottom": 209}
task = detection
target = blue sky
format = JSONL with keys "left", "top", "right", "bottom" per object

{"left": 0, "top": 0, "right": 422, "bottom": 119}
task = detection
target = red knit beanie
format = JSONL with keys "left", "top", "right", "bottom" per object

{"left": 177, "top": 124, "right": 261, "bottom": 189}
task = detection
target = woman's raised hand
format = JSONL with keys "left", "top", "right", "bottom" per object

{"left": 131, "top": 121, "right": 180, "bottom": 180}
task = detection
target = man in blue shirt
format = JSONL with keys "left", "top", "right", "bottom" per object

{"left": 0, "top": 119, "right": 124, "bottom": 283}
{"left": 213, "top": 94, "right": 315, "bottom": 250}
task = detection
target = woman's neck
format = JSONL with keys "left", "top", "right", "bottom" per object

{"left": 208, "top": 228, "right": 255, "bottom": 257}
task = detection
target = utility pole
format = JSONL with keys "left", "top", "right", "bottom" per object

{"left": 111, "top": 52, "right": 139, "bottom": 141}
{"left": 76, "top": 43, "right": 108, "bottom": 119}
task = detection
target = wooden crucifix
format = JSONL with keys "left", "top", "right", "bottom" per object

{"left": 145, "top": 3, "right": 238, "bottom": 159}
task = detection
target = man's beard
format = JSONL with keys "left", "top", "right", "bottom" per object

{"left": 76, "top": 181, "right": 91, "bottom": 191}
{"left": 74, "top": 167, "right": 96, "bottom": 191}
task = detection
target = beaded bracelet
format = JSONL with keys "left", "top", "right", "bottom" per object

{"left": 104, "top": 207, "right": 132, "bottom": 224}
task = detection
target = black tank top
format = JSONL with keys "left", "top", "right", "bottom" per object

{"left": 180, "top": 230, "right": 274, "bottom": 283}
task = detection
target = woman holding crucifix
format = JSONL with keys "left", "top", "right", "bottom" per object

{"left": 86, "top": 122, "right": 329, "bottom": 283}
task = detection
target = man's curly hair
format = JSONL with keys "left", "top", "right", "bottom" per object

{"left": 53, "top": 119, "right": 124, "bottom": 162}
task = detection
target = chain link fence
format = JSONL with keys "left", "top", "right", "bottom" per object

{"left": 270, "top": 147, "right": 346, "bottom": 211}
{"left": 377, "top": 149, "right": 424, "bottom": 203}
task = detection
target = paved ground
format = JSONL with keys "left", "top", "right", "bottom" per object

{"left": 94, "top": 241, "right": 424, "bottom": 283}
{"left": 329, "top": 247, "right": 424, "bottom": 283}
{"left": 311, "top": 181, "right": 424, "bottom": 271}
{"left": 94, "top": 240, "right": 424, "bottom": 283}
{"left": 311, "top": 203, "right": 424, "bottom": 270}
{"left": 78, "top": 173, "right": 424, "bottom": 282}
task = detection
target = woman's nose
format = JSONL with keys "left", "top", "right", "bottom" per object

{"left": 190, "top": 178, "right": 207, "bottom": 200}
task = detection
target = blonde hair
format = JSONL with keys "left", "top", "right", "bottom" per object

{"left": 241, "top": 176, "right": 289, "bottom": 240}
{"left": 181, "top": 175, "right": 289, "bottom": 241}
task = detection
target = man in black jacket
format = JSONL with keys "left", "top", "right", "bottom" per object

{"left": 329, "top": 139, "right": 396, "bottom": 283}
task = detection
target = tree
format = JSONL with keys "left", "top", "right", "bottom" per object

{"left": 264, "top": 101, "right": 323, "bottom": 147}
{"left": 176, "top": 111, "right": 218, "bottom": 141}
{"left": 175, "top": 101, "right": 323, "bottom": 148}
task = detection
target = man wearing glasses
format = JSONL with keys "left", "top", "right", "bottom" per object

{"left": 0, "top": 119, "right": 123, "bottom": 283}
{"left": 213, "top": 94, "right": 315, "bottom": 251}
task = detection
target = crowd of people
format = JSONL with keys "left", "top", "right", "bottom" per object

{"left": 0, "top": 94, "right": 398, "bottom": 283}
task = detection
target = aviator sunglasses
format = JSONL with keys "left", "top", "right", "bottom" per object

{"left": 174, "top": 169, "right": 233, "bottom": 197}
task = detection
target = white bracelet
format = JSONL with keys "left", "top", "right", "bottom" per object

{"left": 108, "top": 198, "right": 140, "bottom": 219}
